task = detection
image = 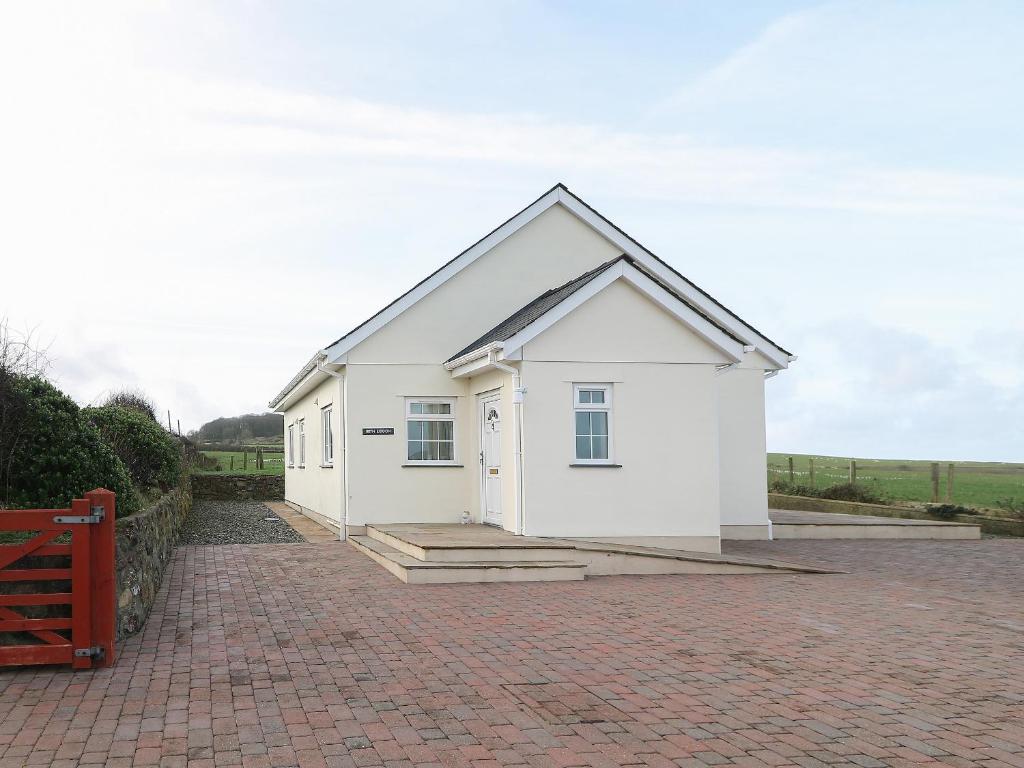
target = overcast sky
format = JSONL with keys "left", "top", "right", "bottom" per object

{"left": 2, "top": 1, "right": 1022, "bottom": 460}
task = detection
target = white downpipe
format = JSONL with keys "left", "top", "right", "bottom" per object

{"left": 488, "top": 352, "right": 526, "bottom": 536}
{"left": 316, "top": 353, "right": 348, "bottom": 541}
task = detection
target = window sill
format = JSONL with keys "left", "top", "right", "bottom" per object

{"left": 569, "top": 463, "right": 622, "bottom": 468}
{"left": 320, "top": 464, "right": 334, "bottom": 469}
{"left": 402, "top": 463, "right": 465, "bottom": 468}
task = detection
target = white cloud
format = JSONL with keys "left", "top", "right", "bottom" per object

{"left": 0, "top": 2, "right": 1021, "bottom": 458}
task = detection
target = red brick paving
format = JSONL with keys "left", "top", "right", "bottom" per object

{"left": 1, "top": 538, "right": 1022, "bottom": 767}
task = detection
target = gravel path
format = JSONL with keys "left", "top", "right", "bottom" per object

{"left": 180, "top": 500, "right": 306, "bottom": 545}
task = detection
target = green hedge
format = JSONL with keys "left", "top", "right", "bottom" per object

{"left": 0, "top": 376, "right": 139, "bottom": 514}
{"left": 84, "top": 406, "right": 181, "bottom": 491}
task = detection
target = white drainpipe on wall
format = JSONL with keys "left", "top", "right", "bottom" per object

{"left": 316, "top": 352, "right": 347, "bottom": 541}
{"left": 488, "top": 351, "right": 526, "bottom": 536}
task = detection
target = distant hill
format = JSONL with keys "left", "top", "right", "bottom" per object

{"left": 191, "top": 412, "right": 283, "bottom": 443}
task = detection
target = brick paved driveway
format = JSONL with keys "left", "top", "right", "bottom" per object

{"left": 1, "top": 538, "right": 1022, "bottom": 767}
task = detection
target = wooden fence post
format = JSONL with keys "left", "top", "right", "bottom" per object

{"left": 808, "top": 458, "right": 815, "bottom": 487}
{"left": 946, "top": 463, "right": 955, "bottom": 503}
{"left": 788, "top": 456, "right": 794, "bottom": 483}
{"left": 849, "top": 459, "right": 857, "bottom": 484}
{"left": 85, "top": 488, "right": 116, "bottom": 668}
{"left": 230, "top": 456, "right": 234, "bottom": 471}
{"left": 931, "top": 462, "right": 940, "bottom": 502}
{"left": 243, "top": 450, "right": 248, "bottom": 470}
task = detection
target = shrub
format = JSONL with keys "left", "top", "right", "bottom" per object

{"left": 102, "top": 388, "right": 157, "bottom": 421}
{"left": 769, "top": 479, "right": 888, "bottom": 505}
{"left": 0, "top": 376, "right": 138, "bottom": 514}
{"left": 995, "top": 498, "right": 1024, "bottom": 520}
{"left": 84, "top": 406, "right": 181, "bottom": 491}
{"left": 926, "top": 504, "right": 976, "bottom": 519}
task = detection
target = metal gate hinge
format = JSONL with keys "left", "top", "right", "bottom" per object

{"left": 54, "top": 506, "right": 105, "bottom": 525}
{"left": 74, "top": 646, "right": 105, "bottom": 660}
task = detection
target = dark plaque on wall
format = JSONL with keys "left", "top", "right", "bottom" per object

{"left": 362, "top": 427, "right": 395, "bottom": 435}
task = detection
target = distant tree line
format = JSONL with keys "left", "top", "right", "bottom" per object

{"left": 191, "top": 413, "right": 283, "bottom": 442}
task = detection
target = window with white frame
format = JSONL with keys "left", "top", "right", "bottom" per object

{"left": 287, "top": 424, "right": 295, "bottom": 467}
{"left": 405, "top": 398, "right": 455, "bottom": 463}
{"left": 573, "top": 384, "right": 612, "bottom": 462}
{"left": 321, "top": 405, "right": 333, "bottom": 466}
{"left": 298, "top": 419, "right": 306, "bottom": 467}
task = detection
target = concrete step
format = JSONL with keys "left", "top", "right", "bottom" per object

{"left": 349, "top": 536, "right": 586, "bottom": 584}
{"left": 365, "top": 524, "right": 577, "bottom": 563}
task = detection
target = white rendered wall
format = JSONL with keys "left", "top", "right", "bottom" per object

{"left": 282, "top": 375, "right": 344, "bottom": 526}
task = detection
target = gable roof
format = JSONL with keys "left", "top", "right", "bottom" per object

{"left": 444, "top": 255, "right": 751, "bottom": 372}
{"left": 446, "top": 257, "right": 624, "bottom": 363}
{"left": 446, "top": 255, "right": 746, "bottom": 365}
{"left": 269, "top": 184, "right": 793, "bottom": 409}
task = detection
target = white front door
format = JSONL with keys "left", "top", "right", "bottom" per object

{"left": 480, "top": 395, "right": 502, "bottom": 526}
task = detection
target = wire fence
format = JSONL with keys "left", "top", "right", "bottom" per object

{"left": 767, "top": 455, "right": 1024, "bottom": 509}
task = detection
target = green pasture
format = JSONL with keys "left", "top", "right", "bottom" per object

{"left": 768, "top": 453, "right": 1024, "bottom": 510}
{"left": 197, "top": 449, "right": 285, "bottom": 476}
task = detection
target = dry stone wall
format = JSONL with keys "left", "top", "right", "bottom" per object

{"left": 115, "top": 482, "right": 192, "bottom": 639}
{"left": 191, "top": 474, "right": 284, "bottom": 501}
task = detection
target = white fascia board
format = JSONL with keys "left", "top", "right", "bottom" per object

{"left": 273, "top": 368, "right": 325, "bottom": 412}
{"left": 554, "top": 188, "right": 790, "bottom": 369}
{"left": 323, "top": 187, "right": 562, "bottom": 363}
{"left": 619, "top": 262, "right": 746, "bottom": 361}
{"left": 273, "top": 361, "right": 348, "bottom": 412}
{"left": 448, "top": 355, "right": 498, "bottom": 379}
{"left": 501, "top": 262, "right": 746, "bottom": 362}
{"left": 443, "top": 341, "right": 504, "bottom": 372}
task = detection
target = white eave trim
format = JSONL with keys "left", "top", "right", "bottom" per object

{"left": 271, "top": 184, "right": 792, "bottom": 406}
{"left": 271, "top": 356, "right": 346, "bottom": 412}
{"left": 443, "top": 341, "right": 504, "bottom": 372}
{"left": 501, "top": 261, "right": 747, "bottom": 363}
{"left": 323, "top": 187, "right": 563, "bottom": 364}
{"left": 553, "top": 188, "right": 790, "bottom": 370}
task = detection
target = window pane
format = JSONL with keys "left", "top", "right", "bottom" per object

{"left": 425, "top": 441, "right": 439, "bottom": 461}
{"left": 578, "top": 390, "right": 592, "bottom": 404}
{"left": 438, "top": 441, "right": 453, "bottom": 461}
{"left": 408, "top": 441, "right": 425, "bottom": 461}
{"left": 421, "top": 402, "right": 450, "bottom": 415}
{"left": 408, "top": 420, "right": 423, "bottom": 440}
{"left": 589, "top": 390, "right": 605, "bottom": 404}
{"left": 591, "top": 436, "right": 608, "bottom": 460}
{"left": 576, "top": 436, "right": 591, "bottom": 460}
{"left": 410, "top": 402, "right": 423, "bottom": 414}
{"left": 591, "top": 411, "right": 608, "bottom": 437}
{"left": 438, "top": 420, "right": 453, "bottom": 440}
{"left": 575, "top": 411, "right": 590, "bottom": 436}
{"left": 423, "top": 421, "right": 439, "bottom": 440}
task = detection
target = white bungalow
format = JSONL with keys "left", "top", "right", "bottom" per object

{"left": 269, "top": 184, "right": 795, "bottom": 577}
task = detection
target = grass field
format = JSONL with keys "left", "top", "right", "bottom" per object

{"left": 197, "top": 450, "right": 284, "bottom": 475}
{"left": 768, "top": 453, "right": 1024, "bottom": 510}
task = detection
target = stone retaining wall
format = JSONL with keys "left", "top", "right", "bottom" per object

{"left": 768, "top": 493, "right": 1023, "bottom": 537}
{"left": 115, "top": 482, "right": 192, "bottom": 639}
{"left": 191, "top": 473, "right": 284, "bottom": 501}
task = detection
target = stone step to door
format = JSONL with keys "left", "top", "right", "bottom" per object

{"left": 349, "top": 535, "right": 586, "bottom": 584}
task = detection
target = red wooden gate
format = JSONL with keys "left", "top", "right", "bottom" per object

{"left": 0, "top": 488, "right": 115, "bottom": 669}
